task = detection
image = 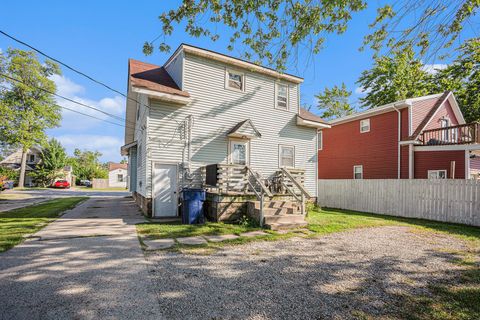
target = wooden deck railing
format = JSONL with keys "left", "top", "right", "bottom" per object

{"left": 202, "top": 164, "right": 307, "bottom": 197}
{"left": 419, "top": 122, "right": 480, "bottom": 146}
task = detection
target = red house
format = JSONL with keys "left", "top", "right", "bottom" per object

{"left": 318, "top": 92, "right": 480, "bottom": 180}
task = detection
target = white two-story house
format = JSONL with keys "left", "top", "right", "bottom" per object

{"left": 121, "top": 44, "right": 329, "bottom": 226}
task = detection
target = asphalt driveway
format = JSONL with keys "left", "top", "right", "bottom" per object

{"left": 0, "top": 196, "right": 161, "bottom": 320}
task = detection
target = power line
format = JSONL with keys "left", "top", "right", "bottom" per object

{"left": 0, "top": 84, "right": 132, "bottom": 129}
{"left": 0, "top": 29, "right": 184, "bottom": 129}
{"left": 0, "top": 72, "right": 134, "bottom": 126}
{"left": 0, "top": 30, "right": 130, "bottom": 102}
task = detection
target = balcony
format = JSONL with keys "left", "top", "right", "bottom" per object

{"left": 419, "top": 122, "right": 480, "bottom": 146}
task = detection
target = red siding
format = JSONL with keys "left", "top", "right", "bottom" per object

{"left": 400, "top": 145, "right": 409, "bottom": 179}
{"left": 400, "top": 108, "right": 409, "bottom": 139}
{"left": 414, "top": 150, "right": 465, "bottom": 179}
{"left": 318, "top": 111, "right": 398, "bottom": 179}
{"left": 423, "top": 100, "right": 459, "bottom": 131}
{"left": 411, "top": 97, "right": 440, "bottom": 133}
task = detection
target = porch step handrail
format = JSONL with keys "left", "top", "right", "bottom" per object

{"left": 281, "top": 168, "right": 313, "bottom": 199}
{"left": 246, "top": 166, "right": 273, "bottom": 197}
{"left": 245, "top": 166, "right": 272, "bottom": 227}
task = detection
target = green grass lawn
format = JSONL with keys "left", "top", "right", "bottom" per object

{"left": 0, "top": 197, "right": 87, "bottom": 252}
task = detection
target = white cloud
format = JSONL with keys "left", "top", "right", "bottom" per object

{"left": 50, "top": 75, "right": 125, "bottom": 129}
{"left": 422, "top": 64, "right": 448, "bottom": 74}
{"left": 56, "top": 134, "right": 123, "bottom": 161}
{"left": 355, "top": 86, "right": 371, "bottom": 95}
{"left": 50, "top": 74, "right": 84, "bottom": 97}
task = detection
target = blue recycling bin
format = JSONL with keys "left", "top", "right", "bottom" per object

{"left": 181, "top": 188, "right": 206, "bottom": 224}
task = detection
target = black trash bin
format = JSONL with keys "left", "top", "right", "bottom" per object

{"left": 181, "top": 188, "right": 206, "bottom": 224}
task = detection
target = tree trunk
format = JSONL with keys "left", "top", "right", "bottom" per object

{"left": 18, "top": 148, "right": 28, "bottom": 188}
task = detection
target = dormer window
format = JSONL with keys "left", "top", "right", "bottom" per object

{"left": 28, "top": 154, "right": 35, "bottom": 162}
{"left": 226, "top": 69, "right": 244, "bottom": 92}
{"left": 276, "top": 83, "right": 288, "bottom": 110}
{"left": 360, "top": 119, "right": 370, "bottom": 133}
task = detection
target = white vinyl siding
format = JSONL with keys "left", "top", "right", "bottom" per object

{"left": 164, "top": 52, "right": 183, "bottom": 89}
{"left": 144, "top": 52, "right": 315, "bottom": 196}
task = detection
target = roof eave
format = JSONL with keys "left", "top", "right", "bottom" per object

{"left": 131, "top": 86, "right": 191, "bottom": 105}
{"left": 297, "top": 116, "right": 331, "bottom": 129}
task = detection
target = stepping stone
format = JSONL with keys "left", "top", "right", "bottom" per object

{"left": 204, "top": 234, "right": 240, "bottom": 242}
{"left": 240, "top": 230, "right": 270, "bottom": 237}
{"left": 143, "top": 238, "right": 175, "bottom": 250}
{"left": 176, "top": 236, "right": 208, "bottom": 245}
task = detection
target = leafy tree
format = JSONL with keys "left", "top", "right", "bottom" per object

{"left": 145, "top": 1, "right": 477, "bottom": 70}
{"left": 68, "top": 149, "right": 108, "bottom": 183}
{"left": 0, "top": 48, "right": 61, "bottom": 187}
{"left": 363, "top": 1, "right": 479, "bottom": 61}
{"left": 357, "top": 46, "right": 433, "bottom": 108}
{"left": 0, "top": 166, "right": 19, "bottom": 181}
{"left": 31, "top": 138, "right": 68, "bottom": 187}
{"left": 433, "top": 38, "right": 480, "bottom": 122}
{"left": 315, "top": 83, "right": 354, "bottom": 119}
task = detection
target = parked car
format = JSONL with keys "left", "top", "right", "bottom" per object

{"left": 52, "top": 180, "right": 70, "bottom": 189}
{"left": 79, "top": 179, "right": 92, "bottom": 187}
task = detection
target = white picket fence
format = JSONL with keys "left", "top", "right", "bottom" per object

{"left": 317, "top": 179, "right": 480, "bottom": 227}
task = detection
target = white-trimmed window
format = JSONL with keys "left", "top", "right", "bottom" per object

{"left": 226, "top": 69, "right": 244, "bottom": 92}
{"left": 428, "top": 170, "right": 447, "bottom": 179}
{"left": 28, "top": 154, "right": 35, "bottom": 162}
{"left": 317, "top": 131, "right": 323, "bottom": 151}
{"left": 360, "top": 119, "right": 370, "bottom": 133}
{"left": 117, "top": 174, "right": 124, "bottom": 182}
{"left": 275, "top": 83, "right": 288, "bottom": 110}
{"left": 229, "top": 140, "right": 249, "bottom": 165}
{"left": 279, "top": 145, "right": 295, "bottom": 168}
{"left": 353, "top": 165, "right": 363, "bottom": 179}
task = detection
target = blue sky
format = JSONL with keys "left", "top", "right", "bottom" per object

{"left": 0, "top": 1, "right": 474, "bottom": 161}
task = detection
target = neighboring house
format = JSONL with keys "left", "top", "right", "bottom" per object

{"left": 318, "top": 92, "right": 480, "bottom": 180}
{"left": 108, "top": 163, "right": 128, "bottom": 188}
{"left": 121, "top": 44, "right": 329, "bottom": 221}
{"left": 0, "top": 146, "right": 42, "bottom": 186}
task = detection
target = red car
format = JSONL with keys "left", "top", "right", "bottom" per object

{"left": 52, "top": 180, "right": 70, "bottom": 189}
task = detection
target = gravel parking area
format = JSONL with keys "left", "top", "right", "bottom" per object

{"left": 146, "top": 226, "right": 469, "bottom": 319}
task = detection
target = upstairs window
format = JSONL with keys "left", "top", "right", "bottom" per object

{"left": 360, "top": 119, "right": 370, "bottom": 133}
{"left": 317, "top": 131, "right": 323, "bottom": 151}
{"left": 28, "top": 154, "right": 35, "bottom": 162}
{"left": 276, "top": 83, "right": 288, "bottom": 110}
{"left": 279, "top": 145, "right": 295, "bottom": 168}
{"left": 353, "top": 165, "right": 363, "bottom": 179}
{"left": 226, "top": 69, "right": 244, "bottom": 92}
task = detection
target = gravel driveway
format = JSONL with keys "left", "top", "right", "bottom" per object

{"left": 146, "top": 226, "right": 469, "bottom": 319}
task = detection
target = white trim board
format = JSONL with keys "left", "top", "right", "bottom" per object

{"left": 414, "top": 144, "right": 480, "bottom": 152}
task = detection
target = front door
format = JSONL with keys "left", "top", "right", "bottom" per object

{"left": 153, "top": 163, "right": 178, "bottom": 217}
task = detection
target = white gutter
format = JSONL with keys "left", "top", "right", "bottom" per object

{"left": 131, "top": 87, "right": 191, "bottom": 105}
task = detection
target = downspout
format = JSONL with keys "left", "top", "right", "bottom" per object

{"left": 184, "top": 115, "right": 195, "bottom": 183}
{"left": 392, "top": 105, "right": 401, "bottom": 179}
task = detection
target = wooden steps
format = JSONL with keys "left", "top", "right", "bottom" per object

{"left": 248, "top": 200, "right": 307, "bottom": 230}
